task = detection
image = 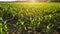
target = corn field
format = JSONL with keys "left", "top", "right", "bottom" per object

{"left": 0, "top": 2, "right": 60, "bottom": 34}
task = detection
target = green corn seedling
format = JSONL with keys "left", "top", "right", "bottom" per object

{"left": 46, "top": 24, "right": 54, "bottom": 34}
{"left": 0, "top": 17, "right": 3, "bottom": 34}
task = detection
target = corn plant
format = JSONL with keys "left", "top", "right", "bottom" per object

{"left": 0, "top": 17, "right": 3, "bottom": 34}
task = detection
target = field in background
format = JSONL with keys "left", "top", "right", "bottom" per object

{"left": 0, "top": 2, "right": 60, "bottom": 34}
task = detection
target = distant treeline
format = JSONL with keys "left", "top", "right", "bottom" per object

{"left": 51, "top": 0, "right": 60, "bottom": 2}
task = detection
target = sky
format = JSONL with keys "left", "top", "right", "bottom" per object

{"left": 0, "top": 0, "right": 36, "bottom": 1}
{"left": 0, "top": 0, "right": 52, "bottom": 2}
{"left": 0, "top": 0, "right": 16, "bottom": 1}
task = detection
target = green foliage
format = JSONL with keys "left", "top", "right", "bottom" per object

{"left": 0, "top": 23, "right": 2, "bottom": 34}
{"left": 0, "top": 2, "right": 60, "bottom": 34}
{"left": 0, "top": 17, "right": 3, "bottom": 34}
{"left": 46, "top": 24, "right": 54, "bottom": 33}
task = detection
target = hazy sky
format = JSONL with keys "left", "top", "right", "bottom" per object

{"left": 0, "top": 0, "right": 16, "bottom": 1}
{"left": 0, "top": 0, "right": 35, "bottom": 1}
{"left": 0, "top": 0, "right": 50, "bottom": 1}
